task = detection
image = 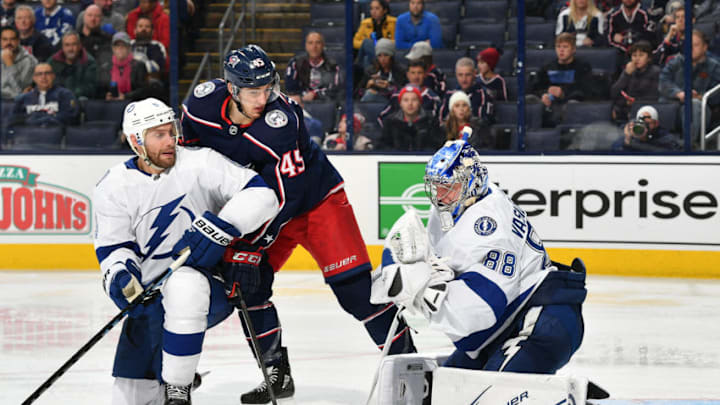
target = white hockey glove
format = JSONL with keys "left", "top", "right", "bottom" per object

{"left": 384, "top": 208, "right": 429, "bottom": 265}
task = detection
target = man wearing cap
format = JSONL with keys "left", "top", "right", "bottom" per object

{"left": 394, "top": 0, "right": 442, "bottom": 50}
{"left": 98, "top": 31, "right": 151, "bottom": 101}
{"left": 613, "top": 105, "right": 681, "bottom": 151}
{"left": 47, "top": 30, "right": 97, "bottom": 99}
{"left": 378, "top": 84, "right": 441, "bottom": 151}
{"left": 378, "top": 59, "right": 441, "bottom": 125}
{"left": 285, "top": 31, "right": 342, "bottom": 102}
{"left": 477, "top": 47, "right": 507, "bottom": 102}
{"left": 405, "top": 40, "right": 446, "bottom": 95}
{"left": 78, "top": 5, "right": 112, "bottom": 66}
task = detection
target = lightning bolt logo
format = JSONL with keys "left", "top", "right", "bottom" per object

{"left": 145, "top": 195, "right": 186, "bottom": 260}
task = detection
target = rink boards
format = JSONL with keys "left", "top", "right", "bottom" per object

{"left": 0, "top": 154, "right": 718, "bottom": 278}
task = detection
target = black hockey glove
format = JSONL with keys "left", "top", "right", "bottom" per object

{"left": 219, "top": 240, "right": 264, "bottom": 302}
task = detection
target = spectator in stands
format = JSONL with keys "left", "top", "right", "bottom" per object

{"left": 556, "top": 0, "right": 605, "bottom": 47}
{"left": 394, "top": 0, "right": 442, "bottom": 50}
{"left": 358, "top": 38, "right": 406, "bottom": 102}
{"left": 378, "top": 84, "right": 440, "bottom": 151}
{"left": 287, "top": 93, "right": 325, "bottom": 145}
{"left": 607, "top": 0, "right": 654, "bottom": 55}
{"left": 285, "top": 31, "right": 343, "bottom": 102}
{"left": 10, "top": 62, "right": 78, "bottom": 127}
{"left": 529, "top": 33, "right": 595, "bottom": 127}
{"left": 76, "top": 0, "right": 125, "bottom": 34}
{"left": 34, "top": 0, "right": 75, "bottom": 48}
{"left": 653, "top": 6, "right": 689, "bottom": 65}
{"left": 1, "top": 0, "right": 16, "bottom": 28}
{"left": 612, "top": 105, "right": 681, "bottom": 150}
{"left": 126, "top": 0, "right": 170, "bottom": 52}
{"left": 2, "top": 25, "right": 36, "bottom": 99}
{"left": 323, "top": 113, "right": 366, "bottom": 151}
{"left": 354, "top": 0, "right": 396, "bottom": 68}
{"left": 131, "top": 15, "right": 167, "bottom": 75}
{"left": 79, "top": 5, "right": 112, "bottom": 67}
{"left": 405, "top": 41, "right": 446, "bottom": 95}
{"left": 15, "top": 5, "right": 53, "bottom": 62}
{"left": 659, "top": 30, "right": 720, "bottom": 146}
{"left": 378, "top": 59, "right": 441, "bottom": 125}
{"left": 611, "top": 41, "right": 660, "bottom": 122}
{"left": 439, "top": 57, "right": 493, "bottom": 125}
{"left": 441, "top": 90, "right": 494, "bottom": 150}
{"left": 654, "top": 1, "right": 682, "bottom": 42}
{"left": 476, "top": 47, "right": 507, "bottom": 102}
{"left": 48, "top": 31, "right": 97, "bottom": 99}
{"left": 97, "top": 31, "right": 153, "bottom": 102}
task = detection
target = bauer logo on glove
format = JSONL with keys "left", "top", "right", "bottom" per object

{"left": 194, "top": 218, "right": 234, "bottom": 246}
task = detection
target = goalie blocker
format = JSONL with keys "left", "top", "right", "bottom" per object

{"left": 375, "top": 354, "right": 592, "bottom": 405}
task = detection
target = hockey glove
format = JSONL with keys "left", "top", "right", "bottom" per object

{"left": 219, "top": 240, "right": 264, "bottom": 302}
{"left": 172, "top": 211, "right": 241, "bottom": 269}
{"left": 108, "top": 260, "right": 156, "bottom": 318}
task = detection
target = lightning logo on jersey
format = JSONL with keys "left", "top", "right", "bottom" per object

{"left": 144, "top": 195, "right": 194, "bottom": 260}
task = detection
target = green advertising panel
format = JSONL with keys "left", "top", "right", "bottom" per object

{"left": 378, "top": 162, "right": 431, "bottom": 239}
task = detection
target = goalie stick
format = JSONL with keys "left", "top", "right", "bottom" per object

{"left": 365, "top": 306, "right": 405, "bottom": 405}
{"left": 21, "top": 248, "right": 191, "bottom": 405}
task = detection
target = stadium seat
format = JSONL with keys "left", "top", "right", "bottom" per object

{"left": 503, "top": 76, "right": 517, "bottom": 101}
{"left": 65, "top": 122, "right": 121, "bottom": 150}
{"left": 630, "top": 102, "right": 680, "bottom": 133}
{"left": 310, "top": 2, "right": 359, "bottom": 29}
{"left": 525, "top": 128, "right": 561, "bottom": 151}
{"left": 458, "top": 22, "right": 505, "bottom": 48}
{"left": 441, "top": 23, "right": 458, "bottom": 49}
{"left": 575, "top": 48, "right": 618, "bottom": 77}
{"left": 354, "top": 102, "right": 386, "bottom": 138}
{"left": 323, "top": 48, "right": 347, "bottom": 69}
{"left": 494, "top": 102, "right": 543, "bottom": 129}
{"left": 464, "top": 1, "right": 508, "bottom": 21}
{"left": 508, "top": 23, "right": 556, "bottom": 48}
{"left": 302, "top": 26, "right": 345, "bottom": 47}
{"left": 525, "top": 49, "right": 556, "bottom": 72}
{"left": 8, "top": 125, "right": 64, "bottom": 150}
{"left": 425, "top": 1, "right": 462, "bottom": 24}
{"left": 1, "top": 99, "right": 14, "bottom": 149}
{"left": 305, "top": 101, "right": 338, "bottom": 134}
{"left": 495, "top": 48, "right": 515, "bottom": 76}
{"left": 431, "top": 49, "right": 467, "bottom": 74}
{"left": 84, "top": 99, "right": 129, "bottom": 124}
{"left": 561, "top": 102, "right": 613, "bottom": 125}
{"left": 389, "top": 2, "right": 406, "bottom": 17}
{"left": 695, "top": 21, "right": 717, "bottom": 39}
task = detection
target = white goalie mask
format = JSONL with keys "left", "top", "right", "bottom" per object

{"left": 122, "top": 98, "right": 180, "bottom": 170}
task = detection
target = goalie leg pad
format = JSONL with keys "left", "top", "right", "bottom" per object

{"left": 376, "top": 354, "right": 444, "bottom": 405}
{"left": 330, "top": 271, "right": 416, "bottom": 354}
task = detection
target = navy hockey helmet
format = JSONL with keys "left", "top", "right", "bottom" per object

{"left": 224, "top": 45, "right": 277, "bottom": 89}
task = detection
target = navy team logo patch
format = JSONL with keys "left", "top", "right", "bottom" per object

{"left": 265, "top": 109, "right": 288, "bottom": 128}
{"left": 193, "top": 81, "right": 215, "bottom": 98}
{"left": 474, "top": 216, "right": 497, "bottom": 236}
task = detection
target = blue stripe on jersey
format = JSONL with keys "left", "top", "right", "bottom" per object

{"left": 163, "top": 329, "right": 206, "bottom": 356}
{"left": 453, "top": 285, "right": 534, "bottom": 353}
{"left": 244, "top": 174, "right": 269, "bottom": 189}
{"left": 123, "top": 157, "right": 151, "bottom": 176}
{"left": 96, "top": 241, "right": 143, "bottom": 264}
{"left": 457, "top": 271, "right": 507, "bottom": 321}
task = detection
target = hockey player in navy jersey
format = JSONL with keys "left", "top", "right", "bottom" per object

{"left": 372, "top": 138, "right": 586, "bottom": 374}
{"left": 94, "top": 98, "right": 279, "bottom": 405}
{"left": 181, "top": 45, "right": 416, "bottom": 403}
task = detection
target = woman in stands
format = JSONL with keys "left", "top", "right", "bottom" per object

{"left": 441, "top": 90, "right": 494, "bottom": 150}
{"left": 358, "top": 38, "right": 406, "bottom": 103}
{"left": 555, "top": 0, "right": 605, "bottom": 47}
{"left": 353, "top": 0, "right": 396, "bottom": 68}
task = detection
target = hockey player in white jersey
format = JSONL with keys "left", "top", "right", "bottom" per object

{"left": 372, "top": 139, "right": 586, "bottom": 374}
{"left": 93, "top": 98, "right": 280, "bottom": 405}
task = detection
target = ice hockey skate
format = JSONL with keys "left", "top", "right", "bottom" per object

{"left": 241, "top": 347, "right": 295, "bottom": 404}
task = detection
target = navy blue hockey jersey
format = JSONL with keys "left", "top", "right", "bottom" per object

{"left": 181, "top": 79, "right": 344, "bottom": 246}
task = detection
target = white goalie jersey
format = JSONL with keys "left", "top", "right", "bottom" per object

{"left": 93, "top": 146, "right": 279, "bottom": 296}
{"left": 425, "top": 182, "right": 554, "bottom": 358}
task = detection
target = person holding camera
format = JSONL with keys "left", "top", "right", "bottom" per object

{"left": 612, "top": 105, "right": 681, "bottom": 151}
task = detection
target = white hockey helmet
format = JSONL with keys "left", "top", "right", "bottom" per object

{"left": 122, "top": 98, "right": 180, "bottom": 169}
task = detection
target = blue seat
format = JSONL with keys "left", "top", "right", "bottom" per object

{"left": 525, "top": 49, "right": 556, "bottom": 72}
{"left": 575, "top": 48, "right": 618, "bottom": 77}
{"left": 84, "top": 99, "right": 129, "bottom": 124}
{"left": 525, "top": 128, "right": 561, "bottom": 151}
{"left": 495, "top": 48, "right": 515, "bottom": 76}
{"left": 425, "top": 1, "right": 462, "bottom": 24}
{"left": 458, "top": 22, "right": 505, "bottom": 48}
{"left": 65, "top": 122, "right": 121, "bottom": 150}
{"left": 508, "top": 23, "right": 556, "bottom": 48}
{"left": 9, "top": 125, "right": 64, "bottom": 150}
{"left": 494, "top": 102, "right": 543, "bottom": 129}
{"left": 305, "top": 101, "right": 338, "bottom": 134}
{"left": 503, "top": 76, "right": 517, "bottom": 101}
{"left": 389, "top": 2, "right": 407, "bottom": 17}
{"left": 310, "top": 2, "right": 359, "bottom": 29}
{"left": 431, "top": 49, "right": 467, "bottom": 74}
{"left": 464, "top": 1, "right": 508, "bottom": 21}
{"left": 630, "top": 103, "right": 680, "bottom": 133}
{"left": 441, "top": 23, "right": 458, "bottom": 49}
{"left": 302, "top": 25, "right": 345, "bottom": 46}
{"left": 562, "top": 102, "right": 613, "bottom": 125}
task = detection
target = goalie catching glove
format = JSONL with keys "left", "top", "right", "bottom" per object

{"left": 172, "top": 210, "right": 241, "bottom": 269}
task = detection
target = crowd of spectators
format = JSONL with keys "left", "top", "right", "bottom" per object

{"left": 288, "top": 0, "right": 720, "bottom": 152}
{"left": 1, "top": 0, "right": 182, "bottom": 149}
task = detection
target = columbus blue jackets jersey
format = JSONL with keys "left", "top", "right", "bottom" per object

{"left": 181, "top": 79, "right": 344, "bottom": 246}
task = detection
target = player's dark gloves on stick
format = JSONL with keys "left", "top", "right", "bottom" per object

{"left": 219, "top": 240, "right": 264, "bottom": 303}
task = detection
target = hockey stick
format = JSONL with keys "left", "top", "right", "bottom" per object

{"left": 234, "top": 287, "right": 278, "bottom": 405}
{"left": 365, "top": 305, "right": 405, "bottom": 405}
{"left": 22, "top": 248, "right": 191, "bottom": 405}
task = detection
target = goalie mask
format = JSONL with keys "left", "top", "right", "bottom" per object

{"left": 122, "top": 98, "right": 180, "bottom": 170}
{"left": 424, "top": 140, "right": 489, "bottom": 231}
{"left": 224, "top": 45, "right": 280, "bottom": 110}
